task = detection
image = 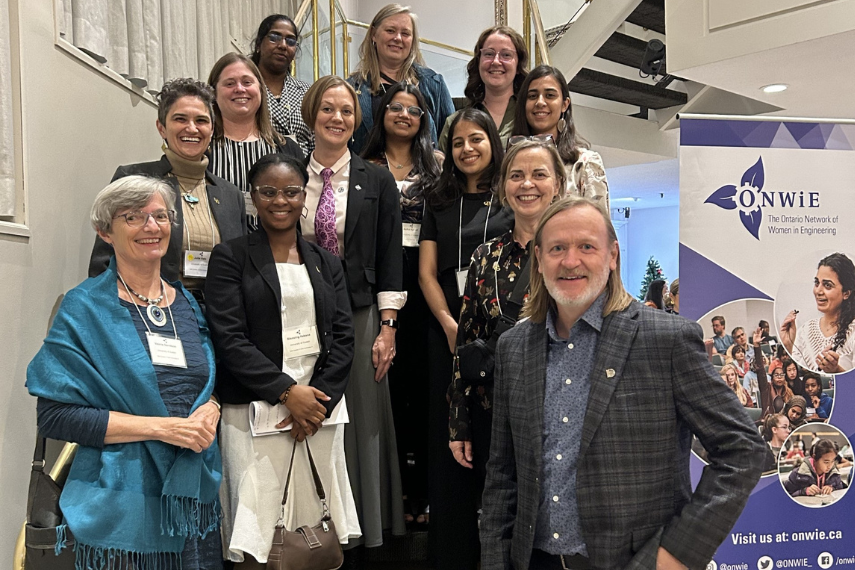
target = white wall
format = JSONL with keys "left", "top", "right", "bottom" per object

{"left": 0, "top": 1, "right": 163, "bottom": 562}
{"left": 622, "top": 205, "right": 678, "bottom": 300}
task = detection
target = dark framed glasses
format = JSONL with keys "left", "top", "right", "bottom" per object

{"left": 386, "top": 102, "right": 424, "bottom": 118}
{"left": 253, "top": 185, "right": 305, "bottom": 202}
{"left": 266, "top": 32, "right": 299, "bottom": 48}
{"left": 506, "top": 134, "right": 555, "bottom": 150}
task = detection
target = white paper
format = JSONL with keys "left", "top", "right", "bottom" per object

{"left": 249, "top": 395, "right": 349, "bottom": 437}
{"left": 456, "top": 269, "right": 468, "bottom": 297}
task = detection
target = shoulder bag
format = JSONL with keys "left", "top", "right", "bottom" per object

{"left": 456, "top": 257, "right": 530, "bottom": 386}
{"left": 24, "top": 434, "right": 76, "bottom": 570}
{"left": 267, "top": 438, "right": 343, "bottom": 570}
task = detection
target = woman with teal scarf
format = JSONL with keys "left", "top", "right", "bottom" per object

{"left": 27, "top": 175, "right": 223, "bottom": 570}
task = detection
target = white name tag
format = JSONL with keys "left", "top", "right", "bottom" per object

{"left": 146, "top": 333, "right": 188, "bottom": 368}
{"left": 184, "top": 250, "right": 210, "bottom": 278}
{"left": 283, "top": 324, "right": 321, "bottom": 358}
{"left": 244, "top": 192, "right": 257, "bottom": 217}
{"left": 402, "top": 223, "right": 421, "bottom": 248}
{"left": 457, "top": 269, "right": 469, "bottom": 297}
{"left": 807, "top": 407, "right": 816, "bottom": 416}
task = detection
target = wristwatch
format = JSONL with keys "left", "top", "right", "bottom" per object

{"left": 380, "top": 319, "right": 399, "bottom": 329}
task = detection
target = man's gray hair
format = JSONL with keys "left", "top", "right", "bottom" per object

{"left": 90, "top": 175, "right": 175, "bottom": 234}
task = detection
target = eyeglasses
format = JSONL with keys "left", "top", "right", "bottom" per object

{"left": 772, "top": 372, "right": 786, "bottom": 378}
{"left": 266, "top": 32, "right": 299, "bottom": 48}
{"left": 506, "top": 134, "right": 555, "bottom": 150}
{"left": 253, "top": 185, "right": 305, "bottom": 201}
{"left": 480, "top": 49, "right": 516, "bottom": 63}
{"left": 386, "top": 102, "right": 424, "bottom": 118}
{"left": 113, "top": 209, "right": 175, "bottom": 228}
{"left": 774, "top": 424, "right": 792, "bottom": 431}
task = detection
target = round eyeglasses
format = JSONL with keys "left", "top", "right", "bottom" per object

{"left": 113, "top": 209, "right": 176, "bottom": 228}
{"left": 253, "top": 185, "right": 305, "bottom": 202}
{"left": 386, "top": 102, "right": 424, "bottom": 118}
{"left": 480, "top": 49, "right": 516, "bottom": 63}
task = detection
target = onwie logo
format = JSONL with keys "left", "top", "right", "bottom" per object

{"left": 705, "top": 157, "right": 765, "bottom": 240}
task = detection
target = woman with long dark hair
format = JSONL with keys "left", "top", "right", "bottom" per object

{"left": 249, "top": 14, "right": 314, "bottom": 154}
{"left": 511, "top": 65, "right": 609, "bottom": 206}
{"left": 643, "top": 279, "right": 666, "bottom": 309}
{"left": 419, "top": 108, "right": 513, "bottom": 569}
{"left": 438, "top": 26, "right": 529, "bottom": 151}
{"left": 362, "top": 83, "right": 442, "bottom": 524}
{"left": 781, "top": 252, "right": 855, "bottom": 373}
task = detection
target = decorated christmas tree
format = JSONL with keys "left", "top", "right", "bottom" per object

{"left": 639, "top": 256, "right": 666, "bottom": 300}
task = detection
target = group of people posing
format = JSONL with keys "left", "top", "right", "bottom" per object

{"left": 26, "top": 4, "right": 614, "bottom": 570}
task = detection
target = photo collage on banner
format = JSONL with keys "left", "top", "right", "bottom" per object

{"left": 680, "top": 116, "right": 855, "bottom": 569}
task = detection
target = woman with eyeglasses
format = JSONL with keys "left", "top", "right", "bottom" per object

{"left": 301, "top": 75, "right": 407, "bottom": 559}
{"left": 361, "top": 82, "right": 443, "bottom": 526}
{"left": 446, "top": 139, "right": 563, "bottom": 566}
{"left": 348, "top": 4, "right": 454, "bottom": 154}
{"left": 419, "top": 108, "right": 513, "bottom": 570}
{"left": 761, "top": 413, "right": 790, "bottom": 472}
{"left": 88, "top": 78, "right": 247, "bottom": 305}
{"left": 512, "top": 65, "right": 609, "bottom": 206}
{"left": 205, "top": 154, "right": 361, "bottom": 568}
{"left": 250, "top": 14, "right": 314, "bottom": 155}
{"left": 207, "top": 53, "right": 304, "bottom": 231}
{"left": 29, "top": 175, "right": 224, "bottom": 570}
{"left": 438, "top": 26, "right": 529, "bottom": 152}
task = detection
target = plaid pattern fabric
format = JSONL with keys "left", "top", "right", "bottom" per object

{"left": 267, "top": 75, "right": 314, "bottom": 155}
{"left": 481, "top": 302, "right": 766, "bottom": 570}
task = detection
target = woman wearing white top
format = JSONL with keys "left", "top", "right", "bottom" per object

{"left": 511, "top": 65, "right": 610, "bottom": 207}
{"left": 205, "top": 154, "right": 360, "bottom": 568}
{"left": 781, "top": 252, "right": 855, "bottom": 374}
{"left": 300, "top": 75, "right": 406, "bottom": 552}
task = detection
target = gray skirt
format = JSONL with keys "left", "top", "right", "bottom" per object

{"left": 344, "top": 304, "right": 406, "bottom": 547}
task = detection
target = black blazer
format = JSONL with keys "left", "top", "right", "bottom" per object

{"left": 319, "top": 153, "right": 403, "bottom": 308}
{"left": 204, "top": 230, "right": 354, "bottom": 414}
{"left": 88, "top": 155, "right": 247, "bottom": 281}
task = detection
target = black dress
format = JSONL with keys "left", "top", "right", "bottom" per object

{"left": 420, "top": 191, "right": 513, "bottom": 570}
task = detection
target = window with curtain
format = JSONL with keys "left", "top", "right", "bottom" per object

{"left": 55, "top": 0, "right": 299, "bottom": 94}
{"left": 0, "top": 0, "right": 15, "bottom": 219}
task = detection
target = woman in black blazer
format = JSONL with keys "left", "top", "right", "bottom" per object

{"left": 88, "top": 78, "right": 246, "bottom": 299}
{"left": 300, "top": 75, "right": 406, "bottom": 555}
{"left": 205, "top": 154, "right": 362, "bottom": 566}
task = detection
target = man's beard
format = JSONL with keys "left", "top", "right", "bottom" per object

{"left": 544, "top": 269, "right": 609, "bottom": 310}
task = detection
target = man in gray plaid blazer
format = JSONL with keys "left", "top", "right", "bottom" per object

{"left": 481, "top": 196, "right": 765, "bottom": 570}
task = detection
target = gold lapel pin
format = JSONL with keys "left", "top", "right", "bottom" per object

{"left": 606, "top": 369, "right": 615, "bottom": 378}
{"left": 213, "top": 197, "right": 220, "bottom": 204}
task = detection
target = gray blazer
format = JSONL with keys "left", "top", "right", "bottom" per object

{"left": 88, "top": 155, "right": 247, "bottom": 282}
{"left": 481, "top": 300, "right": 765, "bottom": 570}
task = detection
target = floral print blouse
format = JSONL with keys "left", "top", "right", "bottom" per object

{"left": 449, "top": 230, "right": 530, "bottom": 441}
{"left": 567, "top": 148, "right": 610, "bottom": 209}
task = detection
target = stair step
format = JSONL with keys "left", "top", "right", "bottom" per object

{"left": 569, "top": 68, "right": 686, "bottom": 109}
{"left": 626, "top": 0, "right": 665, "bottom": 34}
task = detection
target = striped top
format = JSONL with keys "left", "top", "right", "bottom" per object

{"left": 208, "top": 137, "right": 278, "bottom": 230}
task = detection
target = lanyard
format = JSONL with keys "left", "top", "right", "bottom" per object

{"left": 458, "top": 195, "right": 493, "bottom": 272}
{"left": 118, "top": 273, "right": 179, "bottom": 340}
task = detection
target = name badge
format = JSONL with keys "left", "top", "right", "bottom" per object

{"left": 244, "top": 192, "right": 257, "bottom": 217}
{"left": 283, "top": 324, "right": 321, "bottom": 358}
{"left": 184, "top": 250, "right": 210, "bottom": 278}
{"left": 456, "top": 269, "right": 469, "bottom": 297}
{"left": 146, "top": 333, "right": 188, "bottom": 368}
{"left": 806, "top": 407, "right": 816, "bottom": 416}
{"left": 402, "top": 223, "right": 421, "bottom": 248}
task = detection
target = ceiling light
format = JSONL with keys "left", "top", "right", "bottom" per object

{"left": 761, "top": 84, "right": 788, "bottom": 93}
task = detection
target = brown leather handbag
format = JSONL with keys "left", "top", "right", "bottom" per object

{"left": 266, "top": 438, "right": 343, "bottom": 570}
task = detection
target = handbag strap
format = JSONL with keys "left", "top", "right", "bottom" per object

{"left": 32, "top": 432, "right": 47, "bottom": 473}
{"left": 280, "top": 437, "right": 329, "bottom": 516}
{"left": 486, "top": 257, "right": 531, "bottom": 352}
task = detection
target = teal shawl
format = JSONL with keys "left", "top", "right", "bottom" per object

{"left": 26, "top": 258, "right": 221, "bottom": 570}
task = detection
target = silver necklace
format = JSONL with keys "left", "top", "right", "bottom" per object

{"left": 119, "top": 274, "right": 168, "bottom": 327}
